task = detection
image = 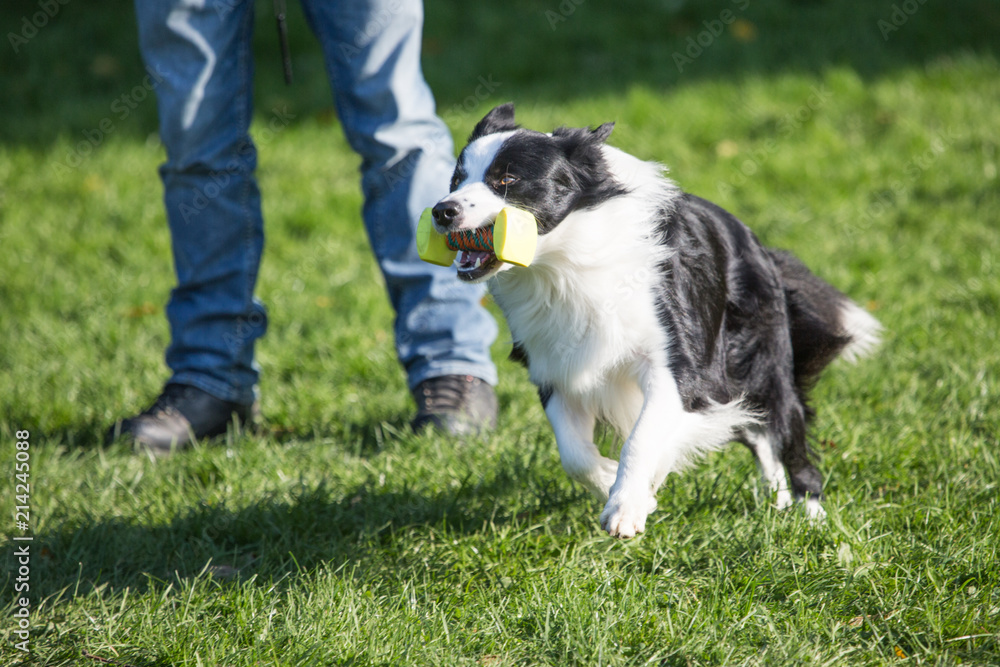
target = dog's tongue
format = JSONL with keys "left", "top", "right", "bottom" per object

{"left": 458, "top": 250, "right": 492, "bottom": 270}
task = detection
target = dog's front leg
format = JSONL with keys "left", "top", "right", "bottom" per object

{"left": 545, "top": 391, "right": 619, "bottom": 501}
{"left": 600, "top": 368, "right": 681, "bottom": 538}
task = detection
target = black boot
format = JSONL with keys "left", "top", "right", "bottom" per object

{"left": 410, "top": 375, "right": 498, "bottom": 436}
{"left": 106, "top": 383, "right": 256, "bottom": 456}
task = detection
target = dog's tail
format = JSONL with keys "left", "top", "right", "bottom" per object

{"left": 767, "top": 249, "right": 882, "bottom": 388}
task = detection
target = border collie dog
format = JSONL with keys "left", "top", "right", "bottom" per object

{"left": 432, "top": 103, "right": 881, "bottom": 538}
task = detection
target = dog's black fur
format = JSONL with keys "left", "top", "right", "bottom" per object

{"left": 441, "top": 104, "right": 880, "bottom": 532}
{"left": 653, "top": 194, "right": 856, "bottom": 499}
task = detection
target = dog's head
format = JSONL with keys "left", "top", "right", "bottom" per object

{"left": 433, "top": 103, "right": 626, "bottom": 282}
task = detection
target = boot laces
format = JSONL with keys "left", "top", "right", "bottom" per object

{"left": 418, "top": 375, "right": 476, "bottom": 413}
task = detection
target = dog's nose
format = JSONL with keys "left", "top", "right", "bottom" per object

{"left": 432, "top": 201, "right": 462, "bottom": 229}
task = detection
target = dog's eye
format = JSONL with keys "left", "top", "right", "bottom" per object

{"left": 498, "top": 175, "right": 518, "bottom": 187}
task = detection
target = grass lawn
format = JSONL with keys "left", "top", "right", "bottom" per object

{"left": 2, "top": 0, "right": 999, "bottom": 664}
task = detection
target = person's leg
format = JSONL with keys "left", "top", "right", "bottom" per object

{"left": 110, "top": 0, "right": 264, "bottom": 451}
{"left": 298, "top": 0, "right": 499, "bottom": 397}
{"left": 137, "top": 0, "right": 265, "bottom": 406}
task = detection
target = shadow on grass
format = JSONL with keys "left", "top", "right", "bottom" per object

{"left": 18, "top": 410, "right": 794, "bottom": 606}
{"left": 1, "top": 0, "right": 996, "bottom": 146}
{"left": 264, "top": 414, "right": 414, "bottom": 458}
{"left": 26, "top": 402, "right": 412, "bottom": 457}
{"left": 20, "top": 434, "right": 580, "bottom": 603}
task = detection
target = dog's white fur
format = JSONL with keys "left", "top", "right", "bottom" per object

{"left": 444, "top": 143, "right": 759, "bottom": 537}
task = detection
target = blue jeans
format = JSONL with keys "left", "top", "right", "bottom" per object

{"left": 134, "top": 0, "right": 497, "bottom": 405}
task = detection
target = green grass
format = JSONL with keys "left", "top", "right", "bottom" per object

{"left": 2, "top": 0, "right": 999, "bottom": 664}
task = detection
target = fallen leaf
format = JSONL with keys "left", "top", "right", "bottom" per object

{"left": 126, "top": 302, "right": 157, "bottom": 318}
{"left": 716, "top": 140, "right": 739, "bottom": 158}
{"left": 90, "top": 55, "right": 120, "bottom": 78}
{"left": 83, "top": 174, "right": 104, "bottom": 192}
{"left": 731, "top": 20, "right": 757, "bottom": 42}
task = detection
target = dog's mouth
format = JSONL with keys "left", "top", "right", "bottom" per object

{"left": 456, "top": 249, "right": 501, "bottom": 282}
{"left": 447, "top": 223, "right": 505, "bottom": 282}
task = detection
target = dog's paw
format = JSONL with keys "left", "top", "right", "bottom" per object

{"left": 803, "top": 498, "right": 827, "bottom": 521}
{"left": 774, "top": 488, "right": 793, "bottom": 510}
{"left": 599, "top": 494, "right": 657, "bottom": 539}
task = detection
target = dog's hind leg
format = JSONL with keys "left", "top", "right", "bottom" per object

{"left": 741, "top": 424, "right": 793, "bottom": 510}
{"left": 778, "top": 406, "right": 827, "bottom": 519}
{"left": 545, "top": 391, "right": 619, "bottom": 501}
{"left": 784, "top": 457, "right": 826, "bottom": 519}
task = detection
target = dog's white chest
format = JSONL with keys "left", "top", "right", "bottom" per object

{"left": 493, "top": 263, "right": 666, "bottom": 395}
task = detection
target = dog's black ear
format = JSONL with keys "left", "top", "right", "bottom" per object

{"left": 552, "top": 121, "right": 615, "bottom": 146}
{"left": 469, "top": 103, "right": 518, "bottom": 141}
{"left": 591, "top": 122, "right": 615, "bottom": 143}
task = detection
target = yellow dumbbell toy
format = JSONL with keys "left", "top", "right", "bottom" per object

{"left": 492, "top": 207, "right": 538, "bottom": 267}
{"left": 415, "top": 208, "right": 457, "bottom": 266}
{"left": 416, "top": 206, "right": 538, "bottom": 268}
